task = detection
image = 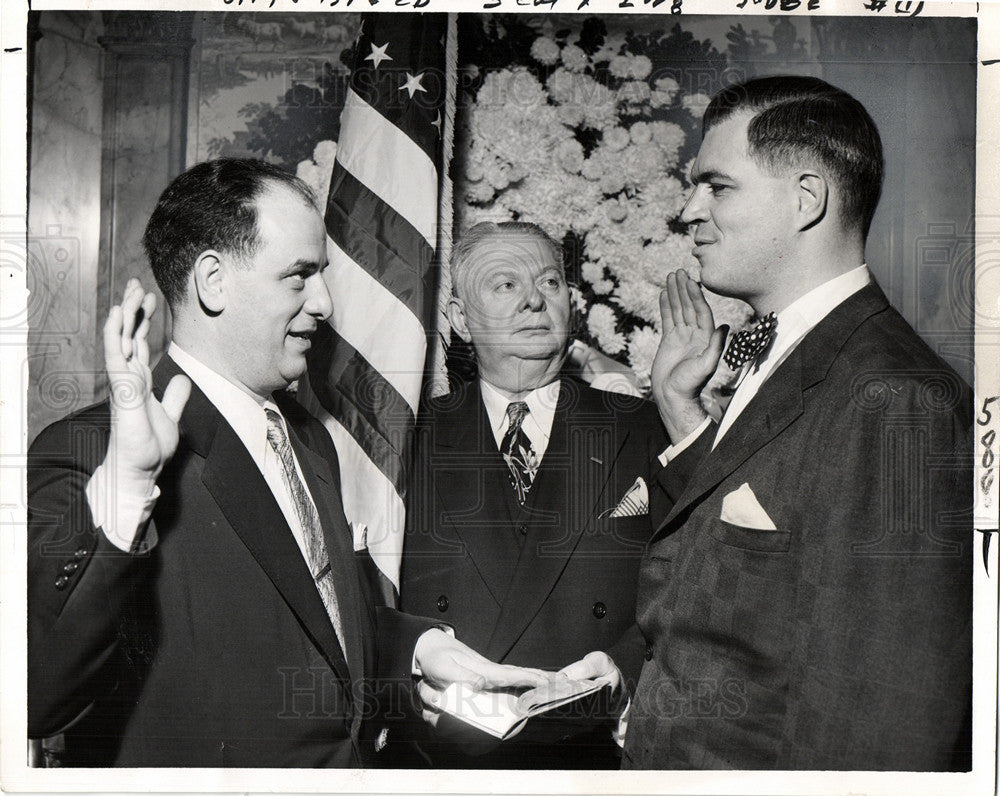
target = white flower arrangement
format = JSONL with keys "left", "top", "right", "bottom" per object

{"left": 682, "top": 92, "right": 712, "bottom": 119}
{"left": 560, "top": 44, "right": 589, "bottom": 73}
{"left": 587, "top": 303, "right": 628, "bottom": 355}
{"left": 530, "top": 35, "right": 562, "bottom": 66}
{"left": 296, "top": 139, "right": 338, "bottom": 203}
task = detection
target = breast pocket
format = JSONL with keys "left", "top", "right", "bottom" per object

{"left": 607, "top": 513, "right": 655, "bottom": 550}
{"left": 710, "top": 520, "right": 791, "bottom": 553}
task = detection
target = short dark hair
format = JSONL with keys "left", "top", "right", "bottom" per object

{"left": 704, "top": 76, "right": 884, "bottom": 238}
{"left": 451, "top": 221, "right": 563, "bottom": 298}
{"left": 142, "top": 158, "right": 317, "bottom": 306}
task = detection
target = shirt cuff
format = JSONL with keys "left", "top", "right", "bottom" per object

{"left": 85, "top": 461, "right": 160, "bottom": 553}
{"left": 411, "top": 624, "right": 456, "bottom": 677}
{"left": 657, "top": 416, "right": 712, "bottom": 467}
{"left": 613, "top": 696, "right": 631, "bottom": 748}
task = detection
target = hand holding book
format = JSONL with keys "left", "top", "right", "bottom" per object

{"left": 437, "top": 677, "right": 610, "bottom": 740}
{"left": 433, "top": 651, "right": 624, "bottom": 741}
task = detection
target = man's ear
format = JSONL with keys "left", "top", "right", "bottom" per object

{"left": 446, "top": 296, "right": 472, "bottom": 343}
{"left": 192, "top": 250, "right": 226, "bottom": 314}
{"left": 795, "top": 171, "right": 828, "bottom": 231}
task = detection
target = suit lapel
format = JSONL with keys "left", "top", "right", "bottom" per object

{"left": 653, "top": 282, "right": 891, "bottom": 537}
{"left": 152, "top": 358, "right": 354, "bottom": 690}
{"left": 285, "top": 420, "right": 367, "bottom": 692}
{"left": 432, "top": 383, "right": 521, "bottom": 603}
{"left": 655, "top": 361, "right": 804, "bottom": 534}
{"left": 485, "top": 382, "right": 628, "bottom": 661}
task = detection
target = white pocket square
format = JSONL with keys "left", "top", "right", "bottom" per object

{"left": 719, "top": 483, "right": 777, "bottom": 530}
{"left": 606, "top": 476, "right": 649, "bottom": 518}
{"left": 352, "top": 522, "right": 368, "bottom": 552}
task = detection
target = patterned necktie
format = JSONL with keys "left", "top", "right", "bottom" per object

{"left": 264, "top": 408, "right": 346, "bottom": 655}
{"left": 500, "top": 401, "right": 538, "bottom": 506}
{"left": 723, "top": 312, "right": 778, "bottom": 371}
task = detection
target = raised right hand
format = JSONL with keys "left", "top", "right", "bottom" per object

{"left": 650, "top": 270, "right": 727, "bottom": 441}
{"left": 104, "top": 279, "right": 191, "bottom": 480}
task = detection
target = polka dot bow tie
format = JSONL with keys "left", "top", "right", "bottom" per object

{"left": 723, "top": 312, "right": 777, "bottom": 371}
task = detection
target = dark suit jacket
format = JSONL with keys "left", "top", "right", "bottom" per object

{"left": 623, "top": 283, "right": 973, "bottom": 770}
{"left": 27, "top": 356, "right": 433, "bottom": 767}
{"left": 400, "top": 377, "right": 665, "bottom": 768}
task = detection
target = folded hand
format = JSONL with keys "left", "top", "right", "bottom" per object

{"left": 413, "top": 629, "right": 558, "bottom": 728}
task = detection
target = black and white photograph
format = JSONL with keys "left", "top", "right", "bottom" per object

{"left": 1, "top": 0, "right": 998, "bottom": 793}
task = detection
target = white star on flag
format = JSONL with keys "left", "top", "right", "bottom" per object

{"left": 431, "top": 112, "right": 442, "bottom": 136}
{"left": 365, "top": 42, "right": 392, "bottom": 69}
{"left": 399, "top": 72, "right": 427, "bottom": 99}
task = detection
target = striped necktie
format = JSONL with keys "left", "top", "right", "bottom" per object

{"left": 264, "top": 408, "right": 346, "bottom": 655}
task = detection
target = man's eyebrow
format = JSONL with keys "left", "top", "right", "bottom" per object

{"left": 690, "top": 169, "right": 733, "bottom": 185}
{"left": 279, "top": 258, "right": 323, "bottom": 276}
{"left": 483, "top": 265, "right": 517, "bottom": 277}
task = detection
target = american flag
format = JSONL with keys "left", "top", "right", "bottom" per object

{"left": 305, "top": 13, "right": 454, "bottom": 600}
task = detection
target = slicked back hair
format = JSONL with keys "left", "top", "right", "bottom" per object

{"left": 142, "top": 158, "right": 317, "bottom": 307}
{"left": 451, "top": 221, "right": 563, "bottom": 298}
{"left": 703, "top": 76, "right": 884, "bottom": 238}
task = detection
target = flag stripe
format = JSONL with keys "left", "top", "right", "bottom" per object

{"left": 307, "top": 324, "right": 413, "bottom": 497}
{"left": 309, "top": 406, "right": 406, "bottom": 588}
{"left": 325, "top": 161, "right": 435, "bottom": 330}
{"left": 335, "top": 89, "right": 437, "bottom": 248}
{"left": 309, "top": 12, "right": 450, "bottom": 594}
{"left": 325, "top": 237, "right": 426, "bottom": 416}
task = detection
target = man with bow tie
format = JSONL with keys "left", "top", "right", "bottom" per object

{"left": 626, "top": 76, "right": 973, "bottom": 770}
{"left": 26, "top": 159, "right": 552, "bottom": 767}
{"left": 399, "top": 221, "right": 666, "bottom": 768}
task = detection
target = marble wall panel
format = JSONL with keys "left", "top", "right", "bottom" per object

{"left": 27, "top": 12, "right": 104, "bottom": 442}
{"left": 100, "top": 55, "right": 178, "bottom": 373}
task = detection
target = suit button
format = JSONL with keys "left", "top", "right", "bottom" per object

{"left": 517, "top": 524, "right": 527, "bottom": 535}
{"left": 592, "top": 602, "right": 607, "bottom": 619}
{"left": 436, "top": 595, "right": 449, "bottom": 613}
{"left": 74, "top": 547, "right": 88, "bottom": 559}
{"left": 62, "top": 561, "right": 79, "bottom": 573}
{"left": 644, "top": 644, "right": 654, "bottom": 661}
{"left": 54, "top": 576, "right": 69, "bottom": 590}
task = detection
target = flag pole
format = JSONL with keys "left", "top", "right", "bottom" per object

{"left": 427, "top": 12, "right": 458, "bottom": 401}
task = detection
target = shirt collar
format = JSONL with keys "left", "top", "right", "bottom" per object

{"left": 764, "top": 264, "right": 871, "bottom": 369}
{"left": 168, "top": 342, "right": 280, "bottom": 468}
{"left": 479, "top": 378, "right": 560, "bottom": 439}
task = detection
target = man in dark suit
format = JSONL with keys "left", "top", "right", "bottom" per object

{"left": 623, "top": 76, "right": 973, "bottom": 770}
{"left": 400, "top": 222, "right": 666, "bottom": 768}
{"left": 27, "top": 159, "right": 550, "bottom": 767}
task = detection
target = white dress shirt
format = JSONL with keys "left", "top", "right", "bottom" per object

{"left": 661, "top": 265, "right": 872, "bottom": 463}
{"left": 479, "top": 377, "right": 560, "bottom": 461}
{"left": 87, "top": 343, "right": 322, "bottom": 567}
